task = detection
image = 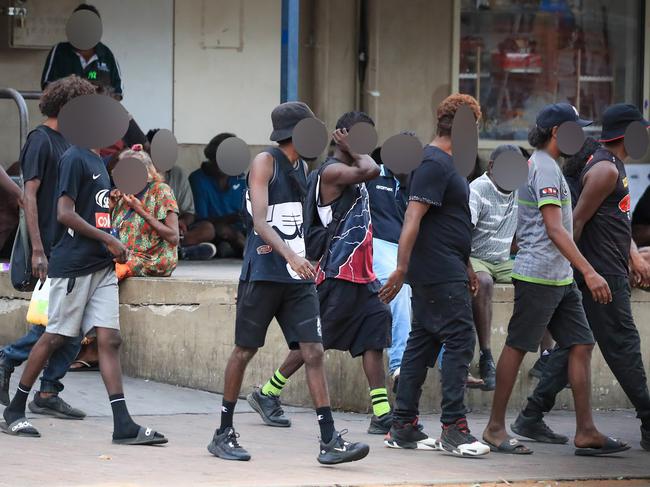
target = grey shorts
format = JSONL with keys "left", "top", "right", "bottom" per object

{"left": 46, "top": 266, "right": 120, "bottom": 338}
{"left": 506, "top": 279, "right": 595, "bottom": 352}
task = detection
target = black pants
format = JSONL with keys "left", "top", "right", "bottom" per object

{"left": 394, "top": 282, "right": 475, "bottom": 425}
{"left": 525, "top": 276, "right": 650, "bottom": 427}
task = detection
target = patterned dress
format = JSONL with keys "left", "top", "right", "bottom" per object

{"left": 112, "top": 181, "right": 179, "bottom": 279}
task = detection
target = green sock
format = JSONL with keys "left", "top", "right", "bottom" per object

{"left": 261, "top": 369, "right": 288, "bottom": 397}
{"left": 370, "top": 387, "right": 391, "bottom": 417}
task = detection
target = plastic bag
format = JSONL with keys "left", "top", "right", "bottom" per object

{"left": 26, "top": 279, "right": 50, "bottom": 326}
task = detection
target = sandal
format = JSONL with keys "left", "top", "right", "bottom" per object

{"left": 483, "top": 435, "right": 533, "bottom": 454}
{"left": 112, "top": 426, "right": 168, "bottom": 446}
{"left": 69, "top": 360, "right": 99, "bottom": 372}
{"left": 575, "top": 437, "right": 630, "bottom": 456}
{"left": 0, "top": 418, "right": 41, "bottom": 437}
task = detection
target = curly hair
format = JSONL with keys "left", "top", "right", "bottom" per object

{"left": 436, "top": 93, "right": 482, "bottom": 136}
{"left": 527, "top": 126, "right": 554, "bottom": 150}
{"left": 39, "top": 75, "right": 96, "bottom": 118}
{"left": 563, "top": 137, "right": 601, "bottom": 179}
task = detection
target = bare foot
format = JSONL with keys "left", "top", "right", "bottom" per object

{"left": 574, "top": 429, "right": 609, "bottom": 449}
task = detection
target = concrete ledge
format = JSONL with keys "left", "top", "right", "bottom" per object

{"left": 2, "top": 271, "right": 649, "bottom": 413}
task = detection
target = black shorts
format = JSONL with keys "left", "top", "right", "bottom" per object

{"left": 235, "top": 281, "right": 322, "bottom": 350}
{"left": 317, "top": 278, "right": 391, "bottom": 357}
{"left": 506, "top": 280, "right": 595, "bottom": 353}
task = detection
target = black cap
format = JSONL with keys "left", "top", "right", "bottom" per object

{"left": 599, "top": 103, "right": 649, "bottom": 142}
{"left": 536, "top": 103, "right": 592, "bottom": 129}
{"left": 269, "top": 101, "right": 316, "bottom": 142}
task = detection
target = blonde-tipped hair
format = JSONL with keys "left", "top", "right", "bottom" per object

{"left": 119, "top": 148, "right": 163, "bottom": 183}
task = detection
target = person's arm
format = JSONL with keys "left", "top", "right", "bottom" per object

{"left": 572, "top": 161, "right": 618, "bottom": 241}
{"left": 630, "top": 239, "right": 650, "bottom": 287}
{"left": 58, "top": 195, "right": 127, "bottom": 263}
{"left": 121, "top": 194, "right": 180, "bottom": 246}
{"left": 249, "top": 152, "right": 314, "bottom": 279}
{"left": 540, "top": 204, "right": 611, "bottom": 303}
{"left": 23, "top": 180, "right": 47, "bottom": 281}
{"left": 0, "top": 167, "right": 22, "bottom": 205}
{"left": 41, "top": 44, "right": 64, "bottom": 89}
{"left": 378, "top": 201, "right": 428, "bottom": 302}
{"left": 321, "top": 129, "right": 380, "bottom": 188}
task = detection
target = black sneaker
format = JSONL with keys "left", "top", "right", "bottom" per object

{"left": 529, "top": 353, "right": 550, "bottom": 379}
{"left": 180, "top": 243, "right": 217, "bottom": 261}
{"left": 641, "top": 425, "right": 650, "bottom": 451}
{"left": 440, "top": 419, "right": 490, "bottom": 457}
{"left": 368, "top": 413, "right": 392, "bottom": 434}
{"left": 511, "top": 411, "right": 568, "bottom": 444}
{"left": 246, "top": 388, "right": 291, "bottom": 427}
{"left": 0, "top": 360, "right": 12, "bottom": 407}
{"left": 479, "top": 355, "right": 496, "bottom": 391}
{"left": 384, "top": 420, "right": 442, "bottom": 450}
{"left": 207, "top": 427, "right": 251, "bottom": 461}
{"left": 318, "top": 430, "right": 369, "bottom": 465}
{"left": 28, "top": 393, "right": 86, "bottom": 420}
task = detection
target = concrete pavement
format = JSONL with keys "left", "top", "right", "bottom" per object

{"left": 1, "top": 369, "right": 650, "bottom": 487}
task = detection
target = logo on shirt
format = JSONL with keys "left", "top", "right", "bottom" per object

{"left": 619, "top": 194, "right": 631, "bottom": 214}
{"left": 623, "top": 177, "right": 629, "bottom": 188}
{"left": 95, "top": 189, "right": 110, "bottom": 209}
{"left": 95, "top": 212, "right": 111, "bottom": 229}
{"left": 93, "top": 174, "right": 101, "bottom": 180}
{"left": 375, "top": 185, "right": 393, "bottom": 192}
{"left": 539, "top": 187, "right": 559, "bottom": 198}
{"left": 232, "top": 183, "right": 241, "bottom": 190}
{"left": 256, "top": 245, "right": 272, "bottom": 255}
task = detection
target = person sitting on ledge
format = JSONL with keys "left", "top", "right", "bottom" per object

{"left": 111, "top": 146, "right": 179, "bottom": 281}
{"left": 188, "top": 133, "right": 247, "bottom": 259}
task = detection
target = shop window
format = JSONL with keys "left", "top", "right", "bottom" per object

{"left": 459, "top": 0, "right": 644, "bottom": 141}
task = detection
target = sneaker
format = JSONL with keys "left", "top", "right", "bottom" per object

{"left": 180, "top": 242, "right": 217, "bottom": 261}
{"left": 529, "top": 353, "right": 550, "bottom": 379}
{"left": 511, "top": 411, "right": 568, "bottom": 444}
{"left": 317, "top": 430, "right": 369, "bottom": 465}
{"left": 246, "top": 388, "right": 291, "bottom": 427}
{"left": 0, "top": 360, "right": 12, "bottom": 406}
{"left": 368, "top": 413, "right": 392, "bottom": 435}
{"left": 28, "top": 393, "right": 86, "bottom": 420}
{"left": 479, "top": 355, "right": 496, "bottom": 391}
{"left": 391, "top": 367, "right": 400, "bottom": 394}
{"left": 440, "top": 419, "right": 490, "bottom": 457}
{"left": 207, "top": 427, "right": 251, "bottom": 461}
{"left": 641, "top": 425, "right": 650, "bottom": 451}
{"left": 384, "top": 420, "right": 442, "bottom": 450}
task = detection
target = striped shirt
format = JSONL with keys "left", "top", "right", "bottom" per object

{"left": 469, "top": 173, "right": 517, "bottom": 264}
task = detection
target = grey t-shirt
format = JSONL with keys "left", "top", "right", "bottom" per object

{"left": 165, "top": 166, "right": 195, "bottom": 216}
{"left": 469, "top": 173, "right": 517, "bottom": 264}
{"left": 512, "top": 150, "right": 573, "bottom": 285}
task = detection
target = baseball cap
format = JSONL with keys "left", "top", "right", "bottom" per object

{"left": 269, "top": 101, "right": 316, "bottom": 142}
{"left": 536, "top": 103, "right": 592, "bottom": 129}
{"left": 599, "top": 103, "right": 650, "bottom": 142}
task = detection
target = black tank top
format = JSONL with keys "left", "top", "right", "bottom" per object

{"left": 578, "top": 148, "right": 631, "bottom": 277}
{"left": 240, "top": 147, "right": 311, "bottom": 284}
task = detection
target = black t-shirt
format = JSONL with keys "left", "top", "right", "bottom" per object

{"left": 578, "top": 148, "right": 631, "bottom": 278}
{"left": 407, "top": 145, "right": 472, "bottom": 285}
{"left": 366, "top": 165, "right": 407, "bottom": 244}
{"left": 48, "top": 146, "right": 114, "bottom": 278}
{"left": 20, "top": 126, "right": 70, "bottom": 256}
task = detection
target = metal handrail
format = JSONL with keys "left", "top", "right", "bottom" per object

{"left": 0, "top": 88, "right": 31, "bottom": 152}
